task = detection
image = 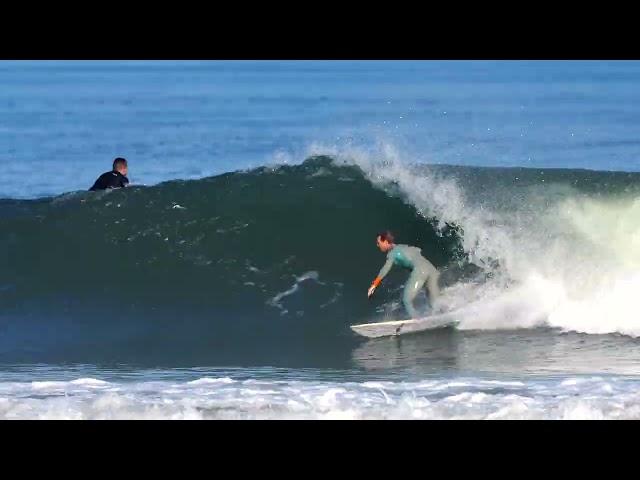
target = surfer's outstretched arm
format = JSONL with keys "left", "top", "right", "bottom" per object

{"left": 368, "top": 254, "right": 393, "bottom": 298}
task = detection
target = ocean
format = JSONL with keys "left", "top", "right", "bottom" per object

{"left": 2, "top": 60, "right": 640, "bottom": 419}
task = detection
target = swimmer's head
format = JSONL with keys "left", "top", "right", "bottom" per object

{"left": 113, "top": 157, "right": 128, "bottom": 176}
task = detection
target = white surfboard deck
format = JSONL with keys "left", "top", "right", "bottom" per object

{"left": 350, "top": 310, "right": 460, "bottom": 338}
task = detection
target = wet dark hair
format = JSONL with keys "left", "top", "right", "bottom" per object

{"left": 113, "top": 157, "right": 128, "bottom": 170}
{"left": 377, "top": 231, "right": 395, "bottom": 244}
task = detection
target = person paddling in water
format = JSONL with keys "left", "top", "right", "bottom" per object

{"left": 368, "top": 231, "right": 440, "bottom": 319}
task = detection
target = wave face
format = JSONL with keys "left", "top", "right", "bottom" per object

{"left": 0, "top": 156, "right": 464, "bottom": 364}
{"left": 2, "top": 151, "right": 640, "bottom": 365}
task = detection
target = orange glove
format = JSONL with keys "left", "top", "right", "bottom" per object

{"left": 368, "top": 277, "right": 382, "bottom": 298}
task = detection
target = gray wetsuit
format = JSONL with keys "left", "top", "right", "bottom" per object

{"left": 376, "top": 244, "right": 439, "bottom": 318}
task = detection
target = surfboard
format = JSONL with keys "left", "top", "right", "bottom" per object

{"left": 350, "top": 310, "right": 460, "bottom": 338}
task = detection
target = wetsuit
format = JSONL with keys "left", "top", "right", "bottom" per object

{"left": 89, "top": 170, "right": 129, "bottom": 191}
{"left": 373, "top": 244, "right": 440, "bottom": 318}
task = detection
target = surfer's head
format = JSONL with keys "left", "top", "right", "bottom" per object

{"left": 376, "top": 231, "right": 395, "bottom": 252}
{"left": 113, "top": 157, "right": 128, "bottom": 176}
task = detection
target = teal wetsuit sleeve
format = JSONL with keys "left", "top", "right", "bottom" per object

{"left": 377, "top": 253, "right": 394, "bottom": 280}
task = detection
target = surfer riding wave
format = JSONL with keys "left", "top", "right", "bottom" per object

{"left": 368, "top": 231, "right": 440, "bottom": 319}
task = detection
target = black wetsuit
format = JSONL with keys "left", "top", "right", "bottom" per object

{"left": 89, "top": 170, "right": 129, "bottom": 191}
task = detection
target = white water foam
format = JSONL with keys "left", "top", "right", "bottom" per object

{"left": 305, "top": 140, "right": 640, "bottom": 337}
{"left": 1, "top": 375, "right": 640, "bottom": 419}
